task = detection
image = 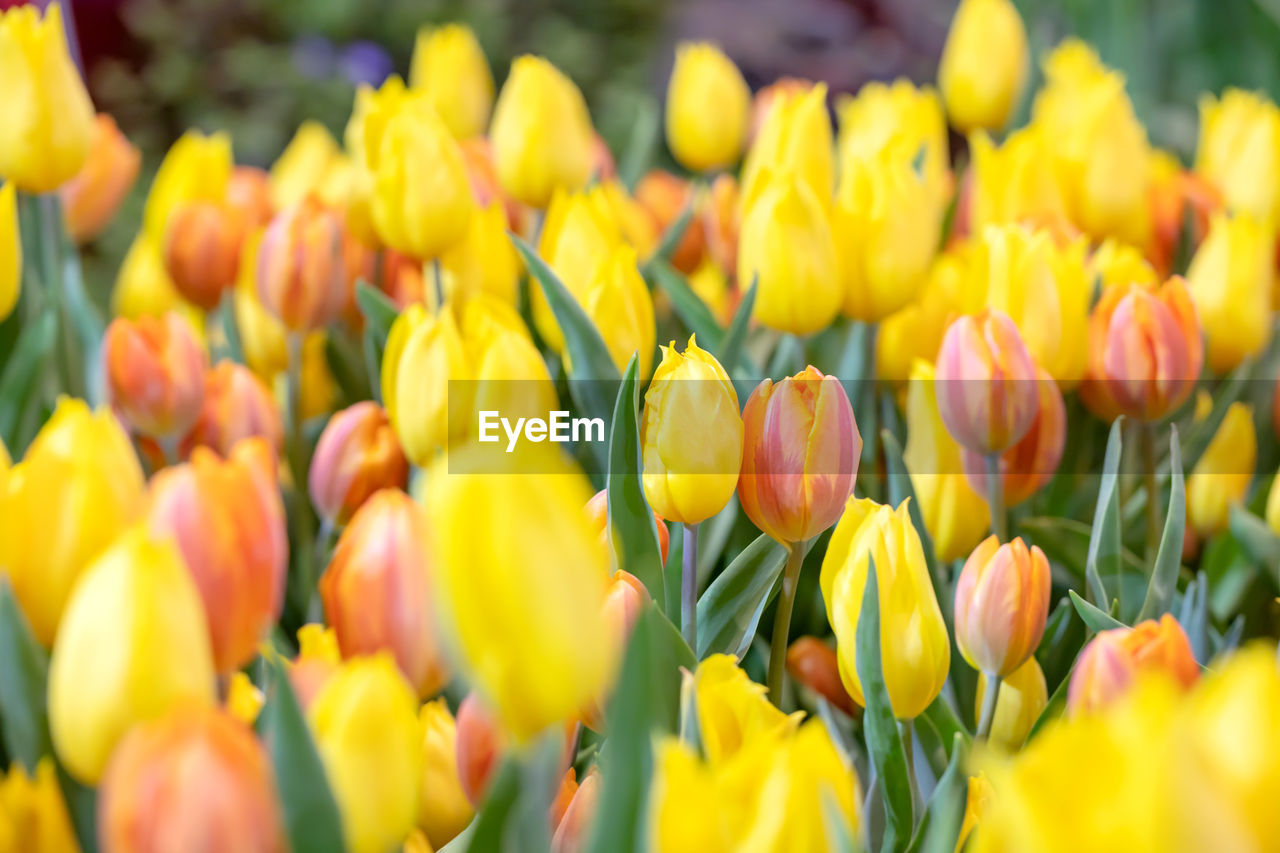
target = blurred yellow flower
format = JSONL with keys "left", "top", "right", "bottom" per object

{"left": 665, "top": 42, "right": 751, "bottom": 172}
{"left": 269, "top": 120, "right": 346, "bottom": 211}
{"left": 1186, "top": 211, "right": 1274, "bottom": 373}
{"left": 975, "top": 656, "right": 1048, "bottom": 751}
{"left": 419, "top": 699, "right": 473, "bottom": 849}
{"left": 938, "top": 0, "right": 1028, "bottom": 132}
{"left": 967, "top": 126, "right": 1073, "bottom": 239}
{"left": 0, "top": 757, "right": 80, "bottom": 853}
{"left": 409, "top": 24, "right": 494, "bottom": 140}
{"left": 1195, "top": 88, "right": 1280, "bottom": 223}
{"left": 1186, "top": 402, "right": 1256, "bottom": 537}
{"left": 694, "top": 654, "right": 802, "bottom": 764}
{"left": 142, "top": 130, "right": 233, "bottom": 246}
{"left": 836, "top": 79, "right": 949, "bottom": 207}
{"left": 0, "top": 182, "right": 19, "bottom": 323}
{"left": 741, "top": 83, "right": 833, "bottom": 209}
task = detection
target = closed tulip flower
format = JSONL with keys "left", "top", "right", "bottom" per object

{"left": 581, "top": 570, "right": 650, "bottom": 733}
{"left": 786, "top": 636, "right": 857, "bottom": 716}
{"left": 1195, "top": 88, "right": 1280, "bottom": 223}
{"left": 419, "top": 699, "right": 474, "bottom": 848}
{"left": 0, "top": 757, "right": 81, "bottom": 852}
{"left": 836, "top": 79, "right": 950, "bottom": 208}
{"left": 584, "top": 488, "right": 671, "bottom": 565}
{"left": 227, "top": 166, "right": 274, "bottom": 232}
{"left": 426, "top": 202, "right": 520, "bottom": 310}
{"left": 738, "top": 174, "right": 841, "bottom": 335}
{"left": 876, "top": 251, "right": 966, "bottom": 386}
{"left": 639, "top": 337, "right": 743, "bottom": 526}
{"left": 409, "top": 24, "right": 494, "bottom": 140}
{"left": 425, "top": 447, "right": 618, "bottom": 742}
{"left": 962, "top": 367, "right": 1066, "bottom": 507}
{"left": 309, "top": 402, "right": 408, "bottom": 524}
{"left": 0, "top": 4, "right": 94, "bottom": 192}
{"left": 103, "top": 312, "right": 207, "bottom": 441}
{"left": 163, "top": 200, "right": 245, "bottom": 311}
{"left": 0, "top": 397, "right": 145, "bottom": 645}
{"left": 935, "top": 309, "right": 1040, "bottom": 456}
{"left": 60, "top": 113, "right": 142, "bottom": 243}
{"left": 739, "top": 366, "right": 860, "bottom": 544}
{"left": 182, "top": 361, "right": 284, "bottom": 457}
{"left": 578, "top": 245, "right": 657, "bottom": 375}
{"left": 965, "top": 126, "right": 1074, "bottom": 240}
{"left": 1067, "top": 615, "right": 1199, "bottom": 715}
{"left": 1186, "top": 402, "right": 1256, "bottom": 537}
{"left": 308, "top": 655, "right": 422, "bottom": 853}
{"left": 1090, "top": 239, "right": 1159, "bottom": 292}
{"left": 954, "top": 535, "right": 1051, "bottom": 677}
{"left": 99, "top": 707, "right": 286, "bottom": 853}
{"left": 320, "top": 489, "right": 448, "bottom": 697}
{"left": 975, "top": 656, "right": 1048, "bottom": 751}
{"left": 635, "top": 171, "right": 704, "bottom": 274}
{"left": 1186, "top": 211, "right": 1273, "bottom": 373}
{"left": 112, "top": 236, "right": 204, "bottom": 335}
{"left": 820, "top": 498, "right": 951, "bottom": 719}
{"left": 269, "top": 121, "right": 347, "bottom": 211}
{"left": 0, "top": 182, "right": 19, "bottom": 324}
{"left": 741, "top": 83, "right": 834, "bottom": 209}
{"left": 454, "top": 692, "right": 504, "bottom": 807}
{"left": 938, "top": 0, "right": 1028, "bottom": 132}
{"left": 143, "top": 130, "right": 233, "bottom": 247}
{"left": 490, "top": 56, "right": 595, "bottom": 208}
{"left": 552, "top": 767, "right": 601, "bottom": 853}
{"left": 695, "top": 654, "right": 802, "bottom": 763}
{"left": 532, "top": 185, "right": 622, "bottom": 349}
{"left": 665, "top": 42, "right": 751, "bottom": 172}
{"left": 48, "top": 527, "right": 216, "bottom": 784}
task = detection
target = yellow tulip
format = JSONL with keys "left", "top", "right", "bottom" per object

{"left": 0, "top": 398, "right": 145, "bottom": 646}
{"left": 1091, "top": 238, "right": 1158, "bottom": 291}
{"left": 226, "top": 672, "right": 265, "bottom": 726}
{"left": 143, "top": 130, "right": 233, "bottom": 246}
{"left": 876, "top": 250, "right": 965, "bottom": 386}
{"left": 956, "top": 773, "right": 994, "bottom": 852}
{"left": 0, "top": 757, "right": 81, "bottom": 853}
{"left": 1186, "top": 402, "right": 1256, "bottom": 537}
{"left": 665, "top": 42, "right": 751, "bottom": 172}
{"left": 269, "top": 120, "right": 345, "bottom": 211}
{"left": 1195, "top": 88, "right": 1280, "bottom": 223}
{"left": 409, "top": 24, "right": 494, "bottom": 140}
{"left": 424, "top": 446, "right": 617, "bottom": 742}
{"left": 112, "top": 235, "right": 204, "bottom": 336}
{"left": 966, "top": 126, "right": 1073, "bottom": 239}
{"left": 836, "top": 79, "right": 949, "bottom": 208}
{"left": 693, "top": 654, "right": 802, "bottom": 764}
{"left": 738, "top": 173, "right": 841, "bottom": 335}
{"left": 903, "top": 360, "right": 990, "bottom": 561}
{"left": 938, "top": 0, "right": 1028, "bottom": 132}
{"left": 640, "top": 336, "right": 743, "bottom": 525}
{"left": 419, "top": 699, "right": 473, "bottom": 849}
{"left": 649, "top": 737, "right": 743, "bottom": 853}
{"left": 741, "top": 83, "right": 834, "bottom": 210}
{"left": 598, "top": 179, "right": 660, "bottom": 259}
{"left": 820, "top": 497, "right": 950, "bottom": 719}
{"left": 309, "top": 655, "right": 422, "bottom": 853}
{"left": 533, "top": 185, "right": 623, "bottom": 351}
{"left": 833, "top": 144, "right": 943, "bottom": 322}
{"left": 0, "top": 182, "right": 19, "bottom": 323}
{"left": 0, "top": 4, "right": 94, "bottom": 193}
{"left": 425, "top": 202, "right": 519, "bottom": 311}
{"left": 975, "top": 657, "right": 1048, "bottom": 751}
{"left": 1186, "top": 211, "right": 1274, "bottom": 373}
{"left": 585, "top": 245, "right": 657, "bottom": 375}
{"left": 688, "top": 258, "right": 732, "bottom": 325}
{"left": 490, "top": 55, "right": 595, "bottom": 208}
{"left": 48, "top": 527, "right": 216, "bottom": 784}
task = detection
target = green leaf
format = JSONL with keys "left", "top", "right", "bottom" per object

{"left": 1068, "top": 589, "right": 1126, "bottom": 633}
{"left": 354, "top": 280, "right": 399, "bottom": 346}
{"left": 911, "top": 734, "right": 968, "bottom": 853}
{"left": 466, "top": 732, "right": 561, "bottom": 853}
{"left": 1229, "top": 504, "right": 1280, "bottom": 570}
{"left": 257, "top": 656, "right": 346, "bottom": 853}
{"left": 0, "top": 311, "right": 55, "bottom": 449}
{"left": 618, "top": 95, "right": 659, "bottom": 191}
{"left": 646, "top": 259, "right": 723, "bottom": 350}
{"left": 717, "top": 274, "right": 758, "bottom": 377}
{"left": 696, "top": 533, "right": 789, "bottom": 659}
{"left": 1085, "top": 418, "right": 1125, "bottom": 606}
{"left": 216, "top": 293, "right": 245, "bottom": 365}
{"left": 855, "top": 558, "right": 914, "bottom": 852}
{"left": 56, "top": 765, "right": 98, "bottom": 853}
{"left": 0, "top": 578, "right": 52, "bottom": 770}
{"left": 644, "top": 200, "right": 695, "bottom": 272}
{"left": 1028, "top": 656, "right": 1076, "bottom": 740}
{"left": 607, "top": 355, "right": 665, "bottom": 609}
{"left": 1177, "top": 572, "right": 1209, "bottom": 664}
{"left": 324, "top": 330, "right": 372, "bottom": 405}
{"left": 1139, "top": 425, "right": 1185, "bottom": 621}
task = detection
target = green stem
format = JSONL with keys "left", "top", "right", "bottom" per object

{"left": 39, "top": 195, "right": 81, "bottom": 399}
{"left": 898, "top": 718, "right": 919, "bottom": 809}
{"left": 286, "top": 334, "right": 317, "bottom": 613}
{"left": 984, "top": 453, "right": 1007, "bottom": 541}
{"left": 681, "top": 522, "right": 699, "bottom": 651}
{"left": 976, "top": 674, "right": 1002, "bottom": 739}
{"left": 766, "top": 540, "right": 807, "bottom": 706}
{"left": 1140, "top": 421, "right": 1161, "bottom": 565}
{"left": 432, "top": 256, "right": 445, "bottom": 311}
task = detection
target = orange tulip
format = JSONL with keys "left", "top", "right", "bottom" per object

{"left": 1067, "top": 614, "right": 1200, "bottom": 714}
{"left": 182, "top": 361, "right": 283, "bottom": 458}
{"left": 552, "top": 766, "right": 601, "bottom": 853}
{"left": 60, "top": 113, "right": 141, "bottom": 244}
{"left": 635, "top": 170, "right": 703, "bottom": 273}
{"left": 103, "top": 312, "right": 207, "bottom": 439}
{"left": 227, "top": 166, "right": 275, "bottom": 232}
{"left": 309, "top": 402, "right": 408, "bottom": 525}
{"left": 962, "top": 367, "right": 1065, "bottom": 506}
{"left": 454, "top": 692, "right": 504, "bottom": 807}
{"left": 319, "top": 489, "right": 447, "bottom": 697}
{"left": 738, "top": 366, "right": 861, "bottom": 544}
{"left": 378, "top": 249, "right": 426, "bottom": 309}
{"left": 146, "top": 437, "right": 287, "bottom": 674}
{"left": 163, "top": 200, "right": 245, "bottom": 311}
{"left": 99, "top": 706, "right": 286, "bottom": 853}
{"left": 581, "top": 569, "right": 650, "bottom": 732}
{"left": 786, "top": 636, "right": 857, "bottom": 716}
{"left": 953, "top": 535, "right": 1050, "bottom": 676}
{"left": 583, "top": 488, "right": 670, "bottom": 564}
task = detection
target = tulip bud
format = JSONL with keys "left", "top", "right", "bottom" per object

{"left": 48, "top": 527, "right": 217, "bottom": 783}
{"left": 163, "top": 200, "right": 245, "bottom": 311}
{"left": 270, "top": 121, "right": 344, "bottom": 211}
{"left": 227, "top": 166, "right": 274, "bottom": 232}
{"left": 749, "top": 77, "right": 813, "bottom": 144}
{"left": 549, "top": 769, "right": 579, "bottom": 834}
{"left": 143, "top": 130, "right": 233, "bottom": 247}
{"left": 257, "top": 196, "right": 367, "bottom": 333}
{"left": 953, "top": 535, "right": 1050, "bottom": 677}
{"left": 454, "top": 692, "right": 504, "bottom": 807}
{"left": 0, "top": 397, "right": 145, "bottom": 645}
{"left": 1195, "top": 88, "right": 1280, "bottom": 224}
{"left": 975, "top": 656, "right": 1047, "bottom": 751}
{"left": 427, "top": 202, "right": 520, "bottom": 310}
{"left": 182, "top": 361, "right": 284, "bottom": 458}
{"left": 112, "top": 235, "right": 204, "bottom": 335}
{"left": 100, "top": 707, "right": 286, "bottom": 853}
{"left": 490, "top": 56, "right": 595, "bottom": 208}
{"left": 935, "top": 309, "right": 1040, "bottom": 456}
{"left": 741, "top": 83, "right": 834, "bottom": 209}
{"left": 581, "top": 570, "right": 651, "bottom": 732}
{"left": 965, "top": 126, "right": 1074, "bottom": 242}
{"left": 703, "top": 173, "right": 740, "bottom": 278}
{"left": 0, "top": 182, "right": 19, "bottom": 324}
{"left": 1067, "top": 614, "right": 1199, "bottom": 715}
{"left": 962, "top": 367, "right": 1066, "bottom": 507}
{"left": 584, "top": 489, "right": 671, "bottom": 565}
{"left": 308, "top": 655, "right": 422, "bottom": 853}
{"left": 1186, "top": 402, "right": 1256, "bottom": 537}
{"left": 579, "top": 244, "right": 657, "bottom": 376}
{"left": 0, "top": 3, "right": 95, "bottom": 193}
{"left": 635, "top": 171, "right": 704, "bottom": 274}
{"left": 739, "top": 174, "right": 841, "bottom": 335}
{"left": 739, "top": 366, "right": 860, "bottom": 544}
{"left": 288, "top": 624, "right": 341, "bottom": 711}
{"left": 60, "top": 113, "right": 142, "bottom": 243}
{"left": 103, "top": 312, "right": 207, "bottom": 440}
{"left": 694, "top": 654, "right": 802, "bottom": 763}
{"left": 938, "top": 0, "right": 1028, "bottom": 132}
{"left": 640, "top": 337, "right": 744, "bottom": 526}
{"left": 380, "top": 248, "right": 426, "bottom": 309}
{"left": 420, "top": 699, "right": 474, "bottom": 848}
{"left": 836, "top": 79, "right": 950, "bottom": 208}
{"left": 552, "top": 767, "right": 601, "bottom": 853}
{"left": 665, "top": 42, "right": 751, "bottom": 173}
{"left": 309, "top": 402, "right": 408, "bottom": 524}
{"left": 145, "top": 437, "right": 286, "bottom": 674}
{"left": 786, "top": 636, "right": 857, "bottom": 716}
{"left": 320, "top": 489, "right": 448, "bottom": 697}
{"left": 1186, "top": 211, "right": 1273, "bottom": 373}
{"left": 820, "top": 498, "right": 951, "bottom": 719}
{"left": 409, "top": 24, "right": 494, "bottom": 140}
{"left": 0, "top": 757, "right": 80, "bottom": 850}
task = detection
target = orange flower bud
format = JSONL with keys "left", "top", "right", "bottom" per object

{"left": 103, "top": 312, "right": 207, "bottom": 439}
{"left": 379, "top": 249, "right": 425, "bottom": 309}
{"left": 459, "top": 137, "right": 524, "bottom": 231}
{"left": 146, "top": 437, "right": 287, "bottom": 674}
{"left": 702, "top": 173, "right": 740, "bottom": 279}
{"left": 954, "top": 535, "right": 1050, "bottom": 676}
{"left": 163, "top": 200, "right": 245, "bottom": 311}
{"left": 635, "top": 170, "right": 703, "bottom": 273}
{"left": 455, "top": 692, "right": 504, "bottom": 807}
{"left": 256, "top": 197, "right": 365, "bottom": 333}
{"left": 550, "top": 768, "right": 579, "bottom": 833}
{"left": 583, "top": 488, "right": 670, "bottom": 564}
{"left": 738, "top": 366, "right": 861, "bottom": 544}
{"left": 227, "top": 166, "right": 274, "bottom": 232}
{"left": 962, "top": 367, "right": 1065, "bottom": 507}
{"left": 552, "top": 766, "right": 600, "bottom": 853}
{"left": 309, "top": 402, "right": 408, "bottom": 524}
{"left": 581, "top": 569, "right": 651, "bottom": 732}
{"left": 934, "top": 309, "right": 1039, "bottom": 455}
{"left": 99, "top": 706, "right": 286, "bottom": 853}
{"left": 320, "top": 489, "right": 447, "bottom": 697}
{"left": 60, "top": 113, "right": 141, "bottom": 244}
{"left": 1067, "top": 614, "right": 1200, "bottom": 714}
{"left": 786, "top": 636, "right": 857, "bottom": 716}
{"left": 182, "top": 361, "right": 284, "bottom": 458}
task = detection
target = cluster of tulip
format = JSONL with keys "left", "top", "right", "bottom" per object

{"left": 2, "top": 0, "right": 1280, "bottom": 850}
